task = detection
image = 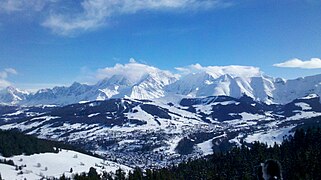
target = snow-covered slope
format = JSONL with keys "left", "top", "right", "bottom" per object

{"left": 0, "top": 149, "right": 131, "bottom": 180}
{"left": 129, "top": 71, "right": 177, "bottom": 99}
{"left": 166, "top": 71, "right": 275, "bottom": 103}
{"left": 0, "top": 65, "right": 321, "bottom": 105}
{"left": 273, "top": 74, "right": 321, "bottom": 104}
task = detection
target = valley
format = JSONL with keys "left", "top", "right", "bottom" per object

{"left": 1, "top": 93, "right": 320, "bottom": 169}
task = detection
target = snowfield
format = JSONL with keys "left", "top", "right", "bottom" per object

{"left": 197, "top": 138, "right": 214, "bottom": 156}
{"left": 295, "top": 102, "right": 312, "bottom": 110}
{"left": 0, "top": 149, "right": 131, "bottom": 180}
{"left": 244, "top": 126, "right": 295, "bottom": 146}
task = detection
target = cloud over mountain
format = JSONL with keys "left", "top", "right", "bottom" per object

{"left": 96, "top": 59, "right": 176, "bottom": 84}
{"left": 175, "top": 64, "right": 262, "bottom": 78}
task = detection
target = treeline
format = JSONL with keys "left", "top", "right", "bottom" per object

{"left": 0, "top": 129, "right": 98, "bottom": 158}
{"left": 0, "top": 129, "right": 58, "bottom": 157}
{"left": 61, "top": 127, "right": 321, "bottom": 180}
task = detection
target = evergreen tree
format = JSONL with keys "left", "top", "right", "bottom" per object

{"left": 102, "top": 171, "right": 113, "bottom": 180}
{"left": 88, "top": 167, "right": 100, "bottom": 180}
{"left": 115, "top": 168, "right": 125, "bottom": 180}
{"left": 132, "top": 167, "right": 143, "bottom": 180}
{"left": 59, "top": 173, "right": 68, "bottom": 180}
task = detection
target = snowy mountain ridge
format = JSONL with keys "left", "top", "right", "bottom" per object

{"left": 0, "top": 86, "right": 30, "bottom": 105}
{"left": 1, "top": 64, "right": 321, "bottom": 105}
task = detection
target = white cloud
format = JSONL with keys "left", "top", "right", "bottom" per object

{"left": 1, "top": 0, "right": 232, "bottom": 35}
{"left": 41, "top": 0, "right": 231, "bottom": 36}
{"left": 93, "top": 60, "right": 263, "bottom": 86}
{"left": 4, "top": 68, "right": 17, "bottom": 75}
{"left": 96, "top": 60, "right": 176, "bottom": 83}
{"left": 0, "top": 0, "right": 52, "bottom": 13}
{"left": 0, "top": 68, "right": 18, "bottom": 89}
{"left": 0, "top": 79, "right": 11, "bottom": 88}
{"left": 94, "top": 62, "right": 262, "bottom": 87}
{"left": 42, "top": 0, "right": 111, "bottom": 36}
{"left": 175, "top": 64, "right": 262, "bottom": 78}
{"left": 273, "top": 58, "right": 321, "bottom": 69}
{"left": 0, "top": 68, "right": 17, "bottom": 79}
{"left": 129, "top": 58, "right": 137, "bottom": 63}
{"left": 97, "top": 61, "right": 158, "bottom": 83}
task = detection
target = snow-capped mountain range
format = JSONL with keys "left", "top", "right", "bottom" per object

{"left": 1, "top": 65, "right": 320, "bottom": 106}
{"left": 1, "top": 63, "right": 321, "bottom": 169}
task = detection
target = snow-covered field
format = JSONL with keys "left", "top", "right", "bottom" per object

{"left": 197, "top": 138, "right": 214, "bottom": 156}
{"left": 196, "top": 133, "right": 227, "bottom": 156}
{"left": 0, "top": 149, "right": 131, "bottom": 180}
{"left": 244, "top": 126, "right": 295, "bottom": 146}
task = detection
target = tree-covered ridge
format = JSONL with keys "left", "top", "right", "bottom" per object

{"left": 0, "top": 129, "right": 97, "bottom": 158}
{"left": 0, "top": 129, "right": 58, "bottom": 157}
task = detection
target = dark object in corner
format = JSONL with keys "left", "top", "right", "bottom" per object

{"left": 257, "top": 159, "right": 282, "bottom": 180}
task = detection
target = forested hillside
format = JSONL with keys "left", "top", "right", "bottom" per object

{"left": 0, "top": 129, "right": 95, "bottom": 157}
{"left": 0, "top": 129, "right": 59, "bottom": 157}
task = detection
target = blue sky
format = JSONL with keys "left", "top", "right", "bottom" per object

{"left": 0, "top": 0, "right": 321, "bottom": 91}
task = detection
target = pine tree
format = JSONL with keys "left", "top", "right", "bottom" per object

{"left": 115, "top": 168, "right": 126, "bottom": 180}
{"left": 145, "top": 169, "right": 153, "bottom": 180}
{"left": 59, "top": 173, "right": 67, "bottom": 180}
{"left": 102, "top": 171, "right": 113, "bottom": 180}
{"left": 88, "top": 167, "right": 100, "bottom": 180}
{"left": 132, "top": 167, "right": 143, "bottom": 180}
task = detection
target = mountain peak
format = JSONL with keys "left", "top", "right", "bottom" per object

{"left": 0, "top": 86, "right": 29, "bottom": 104}
{"left": 180, "top": 64, "right": 262, "bottom": 79}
